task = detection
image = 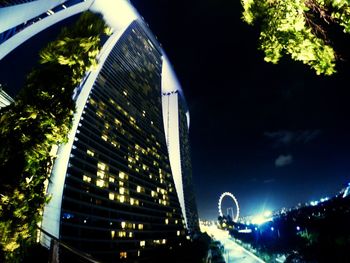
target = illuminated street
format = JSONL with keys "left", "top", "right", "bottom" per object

{"left": 202, "top": 224, "right": 264, "bottom": 263}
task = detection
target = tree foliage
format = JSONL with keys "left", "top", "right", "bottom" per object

{"left": 241, "top": 0, "right": 350, "bottom": 75}
{"left": 0, "top": 11, "right": 108, "bottom": 261}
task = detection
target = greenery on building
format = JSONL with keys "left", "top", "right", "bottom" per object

{"left": 241, "top": 0, "right": 350, "bottom": 75}
{"left": 0, "top": 11, "right": 108, "bottom": 262}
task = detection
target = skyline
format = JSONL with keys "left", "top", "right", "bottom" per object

{"left": 0, "top": 0, "right": 350, "bottom": 222}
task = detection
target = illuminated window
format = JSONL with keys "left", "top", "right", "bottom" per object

{"left": 109, "top": 193, "right": 115, "bottom": 200}
{"left": 121, "top": 222, "right": 126, "bottom": 229}
{"left": 151, "top": 191, "right": 157, "bottom": 197}
{"left": 96, "top": 179, "right": 105, "bottom": 188}
{"left": 129, "top": 232, "right": 133, "bottom": 238}
{"left": 130, "top": 198, "right": 135, "bottom": 205}
{"left": 119, "top": 171, "right": 127, "bottom": 179}
{"left": 119, "top": 181, "right": 124, "bottom": 186}
{"left": 118, "top": 195, "right": 125, "bottom": 203}
{"left": 138, "top": 250, "right": 140, "bottom": 257}
{"left": 114, "top": 118, "right": 122, "bottom": 126}
{"left": 165, "top": 219, "right": 169, "bottom": 225}
{"left": 138, "top": 224, "right": 143, "bottom": 230}
{"left": 86, "top": 149, "right": 94, "bottom": 157}
{"left": 111, "top": 230, "right": 115, "bottom": 238}
{"left": 96, "top": 111, "right": 103, "bottom": 118}
{"left": 119, "top": 187, "right": 125, "bottom": 195}
{"left": 118, "top": 231, "right": 126, "bottom": 238}
{"left": 104, "top": 123, "right": 110, "bottom": 129}
{"left": 162, "top": 239, "right": 166, "bottom": 244}
{"left": 83, "top": 175, "right": 91, "bottom": 183}
{"left": 101, "top": 134, "right": 108, "bottom": 141}
{"left": 140, "top": 240, "right": 145, "bottom": 247}
{"left": 98, "top": 162, "right": 107, "bottom": 171}
{"left": 109, "top": 177, "right": 115, "bottom": 183}
{"left": 177, "top": 230, "right": 180, "bottom": 236}
{"left": 89, "top": 98, "right": 96, "bottom": 106}
{"left": 119, "top": 251, "right": 127, "bottom": 259}
{"left": 137, "top": 186, "right": 144, "bottom": 193}
{"left": 111, "top": 140, "right": 119, "bottom": 148}
{"left": 97, "top": 170, "right": 105, "bottom": 179}
{"left": 175, "top": 220, "right": 178, "bottom": 224}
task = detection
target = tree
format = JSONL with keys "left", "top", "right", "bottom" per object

{"left": 241, "top": 0, "right": 350, "bottom": 75}
{"left": 0, "top": 11, "right": 108, "bottom": 262}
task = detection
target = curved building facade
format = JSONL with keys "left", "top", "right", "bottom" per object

{"left": 0, "top": 0, "right": 199, "bottom": 261}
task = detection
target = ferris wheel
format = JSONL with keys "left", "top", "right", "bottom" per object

{"left": 218, "top": 192, "right": 240, "bottom": 222}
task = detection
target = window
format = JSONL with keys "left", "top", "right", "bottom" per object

{"left": 118, "top": 195, "right": 125, "bottom": 203}
{"left": 118, "top": 231, "right": 126, "bottom": 238}
{"left": 83, "top": 175, "right": 91, "bottom": 183}
{"left": 98, "top": 162, "right": 107, "bottom": 171}
{"left": 101, "top": 134, "right": 108, "bottom": 141}
{"left": 119, "top": 171, "right": 127, "bottom": 179}
{"left": 87, "top": 149, "right": 94, "bottom": 157}
{"left": 120, "top": 251, "right": 127, "bottom": 259}
{"left": 96, "top": 179, "right": 105, "bottom": 188}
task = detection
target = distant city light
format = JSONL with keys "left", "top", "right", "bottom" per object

{"left": 310, "top": 201, "right": 319, "bottom": 206}
{"left": 296, "top": 226, "right": 300, "bottom": 231}
{"left": 251, "top": 210, "right": 273, "bottom": 225}
{"left": 239, "top": 229, "right": 252, "bottom": 233}
{"left": 270, "top": 227, "right": 274, "bottom": 231}
{"left": 320, "top": 197, "right": 329, "bottom": 202}
{"left": 264, "top": 210, "right": 272, "bottom": 217}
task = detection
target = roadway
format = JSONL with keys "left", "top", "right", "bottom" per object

{"left": 202, "top": 224, "right": 265, "bottom": 263}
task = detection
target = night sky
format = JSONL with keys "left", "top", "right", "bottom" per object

{"left": 129, "top": 0, "right": 350, "bottom": 219}
{"left": 1, "top": 0, "right": 350, "bottom": 221}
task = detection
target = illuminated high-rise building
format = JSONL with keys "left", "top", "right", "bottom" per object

{"left": 0, "top": 0, "right": 199, "bottom": 261}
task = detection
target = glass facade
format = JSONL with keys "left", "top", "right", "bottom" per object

{"left": 178, "top": 96, "right": 200, "bottom": 234}
{"left": 59, "top": 21, "right": 185, "bottom": 262}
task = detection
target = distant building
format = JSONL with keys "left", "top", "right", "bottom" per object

{"left": 0, "top": 86, "right": 14, "bottom": 108}
{"left": 0, "top": 0, "right": 199, "bottom": 261}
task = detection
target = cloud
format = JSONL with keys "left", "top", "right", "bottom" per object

{"left": 275, "top": 154, "right": 293, "bottom": 167}
{"left": 264, "top": 130, "right": 321, "bottom": 146}
{"left": 263, "top": 178, "right": 275, "bottom": 184}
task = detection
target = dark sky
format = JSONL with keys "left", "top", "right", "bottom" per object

{"left": 129, "top": 0, "right": 350, "bottom": 219}
{"left": 1, "top": 1, "right": 350, "bottom": 221}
